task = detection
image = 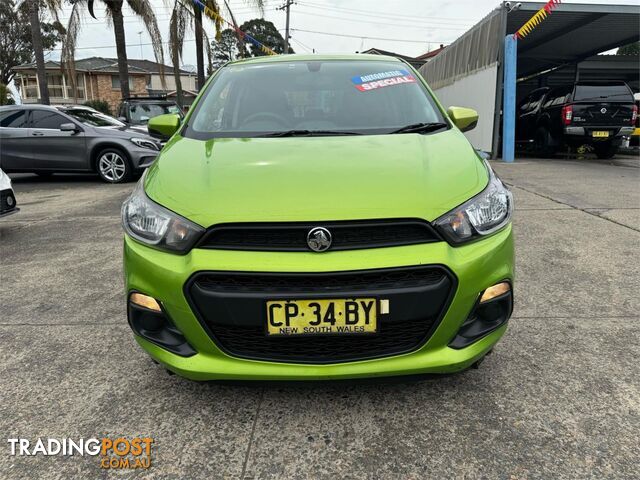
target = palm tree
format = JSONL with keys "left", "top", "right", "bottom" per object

{"left": 168, "top": 0, "right": 263, "bottom": 107}
{"left": 62, "top": 0, "right": 165, "bottom": 102}
{"left": 27, "top": 0, "right": 63, "bottom": 105}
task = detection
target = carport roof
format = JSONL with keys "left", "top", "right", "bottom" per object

{"left": 509, "top": 2, "right": 640, "bottom": 78}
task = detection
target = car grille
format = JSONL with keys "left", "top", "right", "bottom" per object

{"left": 196, "top": 219, "right": 441, "bottom": 251}
{"left": 185, "top": 266, "right": 455, "bottom": 364}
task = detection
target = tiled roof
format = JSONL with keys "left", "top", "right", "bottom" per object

{"left": 416, "top": 45, "right": 446, "bottom": 61}
{"left": 13, "top": 57, "right": 190, "bottom": 75}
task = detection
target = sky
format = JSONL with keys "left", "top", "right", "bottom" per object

{"left": 45, "top": 0, "right": 640, "bottom": 68}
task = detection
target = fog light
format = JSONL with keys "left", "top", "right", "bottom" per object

{"left": 130, "top": 292, "right": 162, "bottom": 312}
{"left": 480, "top": 282, "right": 511, "bottom": 303}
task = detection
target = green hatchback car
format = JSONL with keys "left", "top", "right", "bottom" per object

{"left": 122, "top": 54, "right": 514, "bottom": 381}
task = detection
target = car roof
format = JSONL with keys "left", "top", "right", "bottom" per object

{"left": 228, "top": 53, "right": 406, "bottom": 66}
{"left": 0, "top": 104, "right": 58, "bottom": 111}
{"left": 125, "top": 98, "right": 176, "bottom": 104}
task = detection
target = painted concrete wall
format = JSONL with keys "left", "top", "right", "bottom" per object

{"left": 430, "top": 65, "right": 498, "bottom": 152}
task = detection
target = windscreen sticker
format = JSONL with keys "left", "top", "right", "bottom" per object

{"left": 351, "top": 69, "right": 417, "bottom": 92}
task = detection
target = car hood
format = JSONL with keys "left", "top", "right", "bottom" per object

{"left": 93, "top": 125, "right": 150, "bottom": 137}
{"left": 144, "top": 129, "right": 488, "bottom": 227}
{"left": 127, "top": 124, "right": 149, "bottom": 134}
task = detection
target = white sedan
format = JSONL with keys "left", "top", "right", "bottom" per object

{"left": 0, "top": 168, "right": 18, "bottom": 217}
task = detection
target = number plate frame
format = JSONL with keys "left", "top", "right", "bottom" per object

{"left": 266, "top": 298, "right": 378, "bottom": 336}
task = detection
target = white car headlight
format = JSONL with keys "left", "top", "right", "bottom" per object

{"left": 434, "top": 161, "right": 513, "bottom": 244}
{"left": 130, "top": 137, "right": 160, "bottom": 150}
{"left": 122, "top": 178, "right": 204, "bottom": 253}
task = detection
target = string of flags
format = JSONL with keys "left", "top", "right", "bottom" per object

{"left": 513, "top": 0, "right": 562, "bottom": 40}
{"left": 190, "top": 0, "right": 278, "bottom": 56}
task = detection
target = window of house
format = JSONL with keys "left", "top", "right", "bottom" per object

{"left": 112, "top": 75, "right": 134, "bottom": 89}
{"left": 22, "top": 76, "right": 39, "bottom": 99}
{"left": 46, "top": 74, "right": 64, "bottom": 98}
{"left": 0, "top": 109, "right": 27, "bottom": 128}
{"left": 31, "top": 110, "right": 68, "bottom": 129}
{"left": 64, "top": 74, "right": 86, "bottom": 99}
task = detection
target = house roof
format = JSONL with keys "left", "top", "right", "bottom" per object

{"left": 13, "top": 57, "right": 191, "bottom": 75}
{"left": 416, "top": 45, "right": 446, "bottom": 61}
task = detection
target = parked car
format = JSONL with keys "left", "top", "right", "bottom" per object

{"left": 0, "top": 168, "right": 18, "bottom": 218}
{"left": 117, "top": 96, "right": 184, "bottom": 135}
{"left": 122, "top": 54, "right": 514, "bottom": 381}
{"left": 0, "top": 105, "right": 161, "bottom": 183}
{"left": 516, "top": 82, "right": 636, "bottom": 158}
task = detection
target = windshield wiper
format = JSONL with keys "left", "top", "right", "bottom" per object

{"left": 389, "top": 122, "right": 448, "bottom": 134}
{"left": 259, "top": 129, "right": 363, "bottom": 137}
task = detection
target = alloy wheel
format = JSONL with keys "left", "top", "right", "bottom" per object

{"left": 98, "top": 152, "right": 127, "bottom": 182}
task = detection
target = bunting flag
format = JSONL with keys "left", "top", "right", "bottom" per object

{"left": 513, "top": 0, "right": 562, "bottom": 40}
{"left": 190, "top": 0, "right": 278, "bottom": 56}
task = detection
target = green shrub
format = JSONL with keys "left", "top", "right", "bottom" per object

{"left": 0, "top": 83, "right": 15, "bottom": 105}
{"left": 83, "top": 99, "right": 111, "bottom": 115}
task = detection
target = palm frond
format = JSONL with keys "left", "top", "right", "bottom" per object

{"left": 60, "top": 1, "right": 84, "bottom": 97}
{"left": 126, "top": 0, "right": 167, "bottom": 88}
{"left": 42, "top": 0, "right": 64, "bottom": 23}
{"left": 169, "top": 1, "right": 190, "bottom": 64}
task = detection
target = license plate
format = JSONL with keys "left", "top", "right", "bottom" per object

{"left": 266, "top": 298, "right": 377, "bottom": 336}
{"left": 592, "top": 131, "right": 609, "bottom": 138}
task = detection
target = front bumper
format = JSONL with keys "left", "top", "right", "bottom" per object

{"left": 123, "top": 225, "right": 514, "bottom": 381}
{"left": 128, "top": 147, "right": 159, "bottom": 170}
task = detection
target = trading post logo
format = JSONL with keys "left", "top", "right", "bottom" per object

{"left": 7, "top": 437, "right": 154, "bottom": 470}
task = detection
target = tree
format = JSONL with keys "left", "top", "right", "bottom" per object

{"left": 168, "top": 0, "right": 263, "bottom": 108}
{"left": 26, "top": 0, "right": 63, "bottom": 105}
{"left": 63, "top": 0, "right": 165, "bottom": 102}
{"left": 211, "top": 29, "right": 240, "bottom": 68}
{"left": 169, "top": 1, "right": 219, "bottom": 109}
{"left": 0, "top": 0, "right": 64, "bottom": 85}
{"left": 617, "top": 42, "right": 639, "bottom": 56}
{"left": 238, "top": 18, "right": 293, "bottom": 57}
{"left": 0, "top": 83, "right": 15, "bottom": 105}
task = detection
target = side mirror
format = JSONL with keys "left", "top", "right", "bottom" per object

{"left": 60, "top": 123, "right": 79, "bottom": 133}
{"left": 447, "top": 107, "right": 478, "bottom": 132}
{"left": 147, "top": 113, "right": 181, "bottom": 139}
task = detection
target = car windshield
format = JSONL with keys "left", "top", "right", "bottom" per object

{"left": 129, "top": 103, "right": 182, "bottom": 124}
{"left": 185, "top": 60, "right": 446, "bottom": 139}
{"left": 64, "top": 109, "right": 125, "bottom": 127}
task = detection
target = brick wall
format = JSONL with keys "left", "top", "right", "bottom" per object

{"left": 92, "top": 74, "right": 148, "bottom": 114}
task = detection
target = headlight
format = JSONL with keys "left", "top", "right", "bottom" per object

{"left": 434, "top": 161, "right": 513, "bottom": 245}
{"left": 130, "top": 137, "right": 160, "bottom": 150}
{"left": 122, "top": 178, "right": 204, "bottom": 253}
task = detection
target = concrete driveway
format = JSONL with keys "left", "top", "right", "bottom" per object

{"left": 1, "top": 156, "right": 639, "bottom": 479}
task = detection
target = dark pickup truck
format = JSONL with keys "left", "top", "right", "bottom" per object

{"left": 516, "top": 82, "right": 637, "bottom": 158}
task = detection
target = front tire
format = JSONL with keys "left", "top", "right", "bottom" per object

{"left": 96, "top": 148, "right": 133, "bottom": 183}
{"left": 594, "top": 142, "right": 617, "bottom": 159}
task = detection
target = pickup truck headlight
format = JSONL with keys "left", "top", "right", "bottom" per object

{"left": 130, "top": 137, "right": 160, "bottom": 150}
{"left": 434, "top": 162, "right": 513, "bottom": 244}
{"left": 122, "top": 178, "right": 204, "bottom": 253}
